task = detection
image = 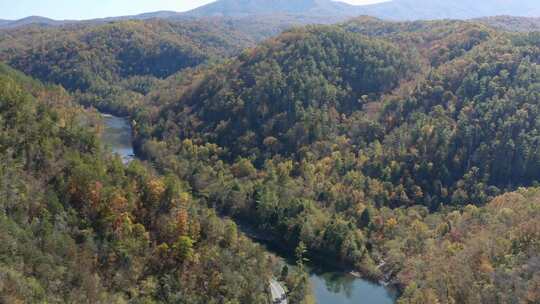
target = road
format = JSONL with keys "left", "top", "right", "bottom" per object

{"left": 269, "top": 279, "right": 287, "bottom": 304}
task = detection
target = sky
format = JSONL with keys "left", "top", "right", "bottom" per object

{"left": 0, "top": 0, "right": 389, "bottom": 20}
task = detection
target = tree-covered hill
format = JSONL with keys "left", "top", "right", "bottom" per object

{"left": 0, "top": 16, "right": 530, "bottom": 117}
{"left": 150, "top": 25, "right": 418, "bottom": 158}
{"left": 393, "top": 187, "right": 540, "bottom": 303}
{"left": 478, "top": 16, "right": 540, "bottom": 32}
{"left": 0, "top": 19, "right": 259, "bottom": 114}
{"left": 376, "top": 32, "right": 540, "bottom": 205}
{"left": 0, "top": 63, "right": 310, "bottom": 303}
{"left": 144, "top": 20, "right": 540, "bottom": 211}
{"left": 142, "top": 19, "right": 502, "bottom": 162}
{"left": 127, "top": 19, "right": 539, "bottom": 303}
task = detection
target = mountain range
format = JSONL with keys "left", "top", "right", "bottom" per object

{"left": 1, "top": 0, "right": 540, "bottom": 29}
{"left": 185, "top": 0, "right": 356, "bottom": 17}
{"left": 186, "top": 0, "right": 540, "bottom": 19}
{"left": 358, "top": 0, "right": 540, "bottom": 20}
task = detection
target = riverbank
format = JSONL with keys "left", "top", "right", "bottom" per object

{"left": 230, "top": 216, "right": 399, "bottom": 303}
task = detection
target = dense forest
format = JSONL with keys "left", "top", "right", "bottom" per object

{"left": 134, "top": 19, "right": 540, "bottom": 303}
{"left": 478, "top": 16, "right": 540, "bottom": 32}
{"left": 0, "top": 15, "right": 539, "bottom": 304}
{"left": 0, "top": 19, "right": 264, "bottom": 115}
{"left": 0, "top": 63, "right": 309, "bottom": 303}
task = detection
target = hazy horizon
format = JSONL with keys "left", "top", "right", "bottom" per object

{"left": 0, "top": 0, "right": 389, "bottom": 20}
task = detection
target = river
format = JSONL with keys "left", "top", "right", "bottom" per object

{"left": 101, "top": 114, "right": 135, "bottom": 163}
{"left": 101, "top": 113, "right": 397, "bottom": 304}
{"left": 307, "top": 268, "right": 396, "bottom": 304}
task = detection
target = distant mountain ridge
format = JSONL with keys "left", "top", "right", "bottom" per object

{"left": 185, "top": 0, "right": 540, "bottom": 19}
{"left": 358, "top": 0, "right": 540, "bottom": 20}
{"left": 477, "top": 15, "right": 540, "bottom": 32}
{"left": 185, "top": 0, "right": 357, "bottom": 17}
{"left": 1, "top": 0, "right": 539, "bottom": 29}
{"left": 0, "top": 16, "right": 69, "bottom": 28}
{"left": 0, "top": 12, "right": 189, "bottom": 29}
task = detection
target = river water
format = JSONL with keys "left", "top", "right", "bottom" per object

{"left": 308, "top": 269, "right": 396, "bottom": 304}
{"left": 101, "top": 113, "right": 397, "bottom": 304}
{"left": 101, "top": 114, "right": 135, "bottom": 163}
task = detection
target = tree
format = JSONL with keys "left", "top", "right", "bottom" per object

{"left": 224, "top": 221, "right": 238, "bottom": 248}
{"left": 174, "top": 236, "right": 194, "bottom": 262}
{"left": 359, "top": 207, "right": 372, "bottom": 229}
{"left": 295, "top": 241, "right": 308, "bottom": 271}
{"left": 176, "top": 207, "right": 189, "bottom": 237}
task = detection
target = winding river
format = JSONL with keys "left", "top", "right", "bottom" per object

{"left": 101, "top": 113, "right": 397, "bottom": 304}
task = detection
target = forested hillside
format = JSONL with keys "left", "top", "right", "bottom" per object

{"left": 478, "top": 16, "right": 540, "bottom": 32}
{"left": 130, "top": 18, "right": 539, "bottom": 303}
{"left": 395, "top": 187, "right": 540, "bottom": 303}
{"left": 0, "top": 19, "right": 259, "bottom": 115}
{"left": 0, "top": 63, "right": 311, "bottom": 303}
{"left": 152, "top": 25, "right": 417, "bottom": 158}
{"left": 1, "top": 15, "right": 539, "bottom": 304}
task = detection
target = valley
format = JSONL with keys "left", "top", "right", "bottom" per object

{"left": 0, "top": 1, "right": 539, "bottom": 303}
{"left": 101, "top": 113, "right": 396, "bottom": 303}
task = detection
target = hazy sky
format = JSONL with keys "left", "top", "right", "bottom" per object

{"left": 0, "top": 0, "right": 388, "bottom": 20}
